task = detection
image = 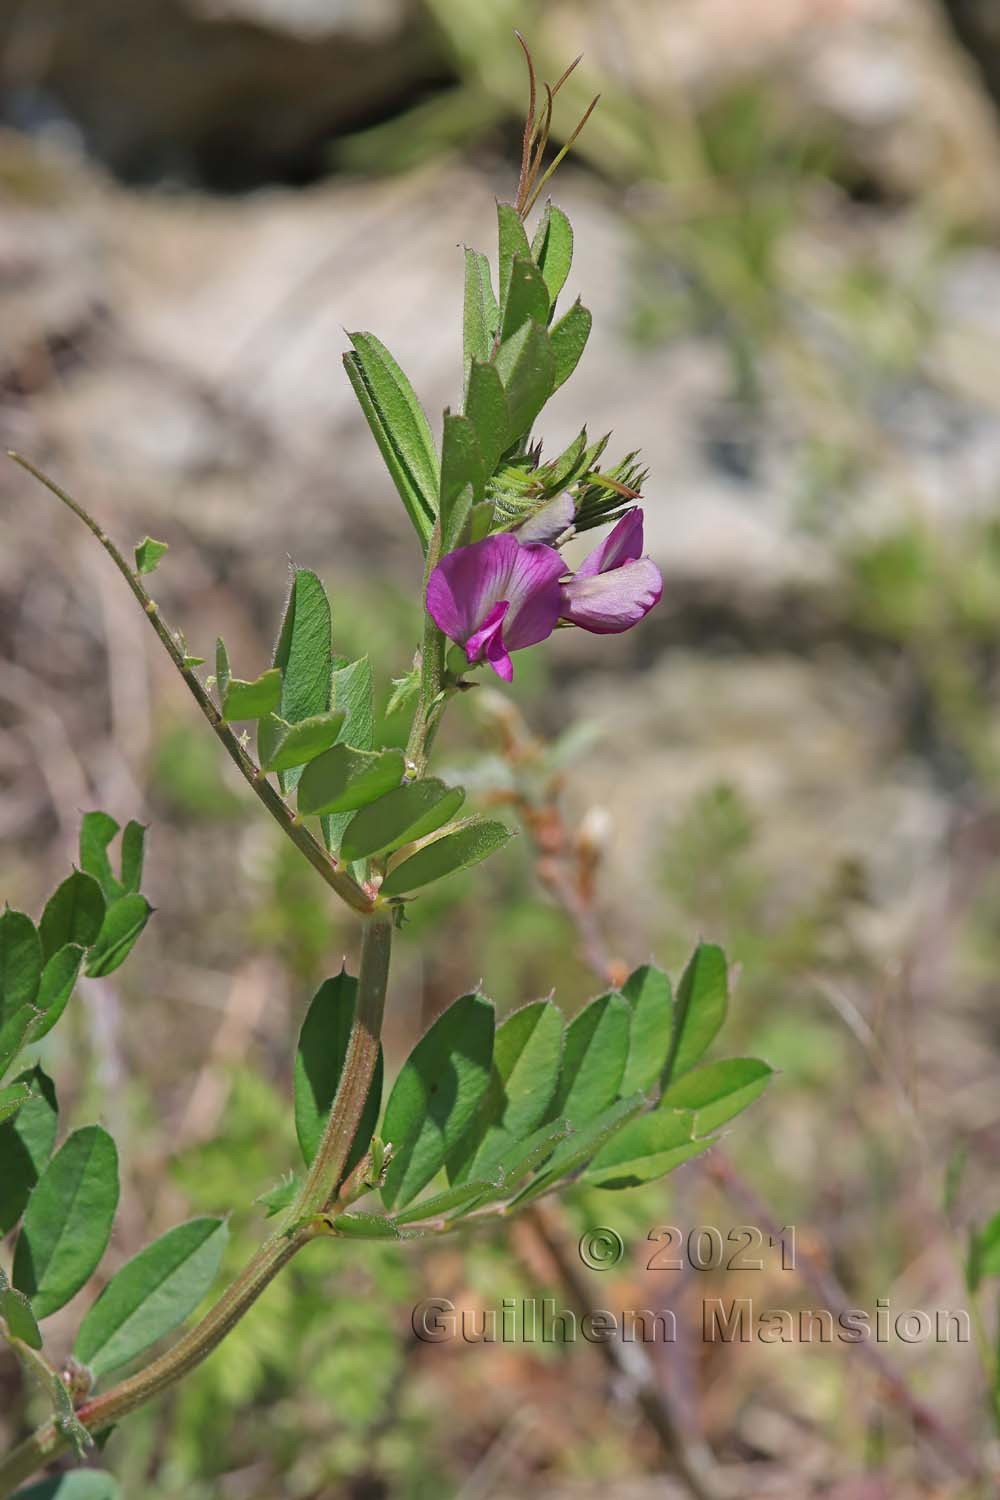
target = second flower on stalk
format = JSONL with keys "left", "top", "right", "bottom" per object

{"left": 426, "top": 506, "right": 663, "bottom": 682}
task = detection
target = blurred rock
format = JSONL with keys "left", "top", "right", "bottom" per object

{"left": 0, "top": 0, "right": 441, "bottom": 185}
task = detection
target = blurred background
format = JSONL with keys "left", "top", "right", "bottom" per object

{"left": 4, "top": 0, "right": 1000, "bottom": 1496}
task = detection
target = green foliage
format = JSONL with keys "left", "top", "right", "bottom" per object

{"left": 463, "top": 358, "right": 508, "bottom": 476}
{"left": 380, "top": 992, "right": 495, "bottom": 1210}
{"left": 380, "top": 817, "right": 513, "bottom": 896}
{"left": 0, "top": 1280, "right": 42, "bottom": 1349}
{"left": 298, "top": 745, "right": 405, "bottom": 818}
{"left": 39, "top": 873, "right": 104, "bottom": 959}
{"left": 343, "top": 333, "right": 439, "bottom": 549}
{"left": 293, "top": 973, "right": 382, "bottom": 1177}
{"left": 13, "top": 1126, "right": 120, "bottom": 1319}
{"left": 0, "top": 1067, "right": 57, "bottom": 1234}
{"left": 661, "top": 1057, "right": 773, "bottom": 1134}
{"left": 134, "top": 537, "right": 168, "bottom": 575}
{"left": 548, "top": 299, "right": 592, "bottom": 391}
{"left": 620, "top": 964, "right": 673, "bottom": 1094}
{"left": 583, "top": 1108, "right": 707, "bottom": 1189}
{"left": 0, "top": 910, "right": 42, "bottom": 1020}
{"left": 662, "top": 942, "right": 729, "bottom": 1086}
{"left": 549, "top": 991, "right": 631, "bottom": 1131}
{"left": 492, "top": 318, "right": 556, "bottom": 449}
{"left": 259, "top": 568, "right": 334, "bottom": 792}
{"left": 74, "top": 1218, "right": 228, "bottom": 1380}
{"left": 215, "top": 640, "right": 282, "bottom": 722}
{"left": 530, "top": 203, "right": 574, "bottom": 312}
{"left": 86, "top": 894, "right": 151, "bottom": 979}
{"left": 30, "top": 946, "right": 84, "bottom": 1042}
{"left": 340, "top": 778, "right": 465, "bottom": 863}
{"left": 450, "top": 1000, "right": 563, "bottom": 1184}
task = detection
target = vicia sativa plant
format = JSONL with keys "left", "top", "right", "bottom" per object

{"left": 0, "top": 40, "right": 770, "bottom": 1498}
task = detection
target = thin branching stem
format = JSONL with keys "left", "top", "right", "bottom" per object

{"left": 6, "top": 452, "right": 374, "bottom": 917}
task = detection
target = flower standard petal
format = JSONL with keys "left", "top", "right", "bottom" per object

{"left": 426, "top": 533, "right": 522, "bottom": 644}
{"left": 501, "top": 543, "right": 565, "bottom": 650}
{"left": 426, "top": 533, "right": 563, "bottom": 679}
{"left": 575, "top": 509, "right": 645, "bottom": 578}
{"left": 559, "top": 556, "right": 663, "bottom": 634}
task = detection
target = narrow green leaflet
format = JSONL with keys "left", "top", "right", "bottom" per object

{"left": 0, "top": 1282, "right": 42, "bottom": 1348}
{"left": 493, "top": 318, "right": 556, "bottom": 449}
{"left": 330, "top": 656, "right": 375, "bottom": 750}
{"left": 119, "top": 821, "right": 146, "bottom": 895}
{"left": 450, "top": 1000, "right": 563, "bottom": 1184}
{"left": 463, "top": 247, "right": 499, "bottom": 370}
{"left": 258, "top": 711, "right": 345, "bottom": 775}
{"left": 0, "top": 909, "right": 42, "bottom": 1020}
{"left": 259, "top": 568, "right": 333, "bottom": 792}
{"left": 78, "top": 813, "right": 122, "bottom": 901}
{"left": 298, "top": 745, "right": 405, "bottom": 818}
{"left": 464, "top": 358, "right": 508, "bottom": 476}
{"left": 548, "top": 299, "right": 592, "bottom": 392}
{"left": 381, "top": 992, "right": 494, "bottom": 1210}
{"left": 322, "top": 655, "right": 376, "bottom": 855}
{"left": 344, "top": 333, "right": 439, "bottom": 547}
{"left": 392, "top": 1179, "right": 495, "bottom": 1227}
{"left": 496, "top": 202, "right": 531, "bottom": 314}
{"left": 134, "top": 536, "right": 168, "bottom": 575}
{"left": 218, "top": 634, "right": 286, "bottom": 724}
{"left": 488, "top": 1120, "right": 573, "bottom": 1194}
{"left": 583, "top": 1108, "right": 707, "bottom": 1189}
{"left": 662, "top": 943, "right": 729, "bottom": 1087}
{"left": 77, "top": 816, "right": 145, "bottom": 903}
{"left": 333, "top": 1213, "right": 401, "bottom": 1240}
{"left": 294, "top": 973, "right": 383, "bottom": 1180}
{"left": 28, "top": 945, "right": 83, "bottom": 1043}
{"left": 0, "top": 1082, "right": 32, "bottom": 1126}
{"left": 511, "top": 1096, "right": 643, "bottom": 1207}
{"left": 0, "top": 1067, "right": 58, "bottom": 1235}
{"left": 74, "top": 1217, "right": 229, "bottom": 1379}
{"left": 530, "top": 203, "right": 574, "bottom": 312}
{"left": 341, "top": 779, "right": 465, "bottom": 864}
{"left": 548, "top": 991, "right": 631, "bottom": 1131}
{"left": 13, "top": 1125, "right": 120, "bottom": 1319}
{"left": 440, "top": 412, "right": 485, "bottom": 552}
{"left": 38, "top": 872, "right": 105, "bottom": 961}
{"left": 10, "top": 1473, "right": 122, "bottom": 1500}
{"left": 500, "top": 255, "right": 550, "bottom": 344}
{"left": 85, "top": 895, "right": 151, "bottom": 979}
{"left": 661, "top": 1058, "right": 772, "bottom": 1136}
{"left": 221, "top": 670, "right": 282, "bottom": 723}
{"left": 381, "top": 818, "right": 513, "bottom": 897}
{"left": 0, "top": 1006, "right": 37, "bottom": 1083}
{"left": 620, "top": 964, "right": 673, "bottom": 1096}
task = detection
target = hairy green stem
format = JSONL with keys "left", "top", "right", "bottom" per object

{"left": 6, "top": 452, "right": 374, "bottom": 917}
{"left": 0, "top": 1228, "right": 307, "bottom": 1496}
{"left": 0, "top": 458, "right": 414, "bottom": 1495}
{"left": 405, "top": 523, "right": 446, "bottom": 777}
{"left": 0, "top": 914, "right": 396, "bottom": 1498}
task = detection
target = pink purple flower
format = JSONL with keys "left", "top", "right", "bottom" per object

{"left": 426, "top": 507, "right": 663, "bottom": 681}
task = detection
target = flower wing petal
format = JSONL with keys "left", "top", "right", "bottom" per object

{"left": 560, "top": 556, "right": 663, "bottom": 634}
